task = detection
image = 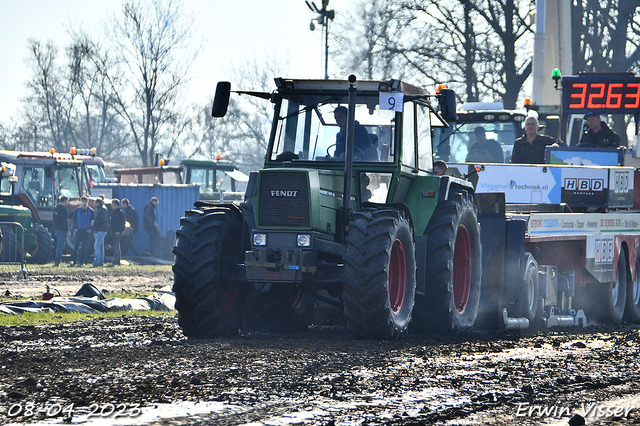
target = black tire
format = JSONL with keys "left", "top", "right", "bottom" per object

{"left": 521, "top": 253, "right": 540, "bottom": 321}
{"left": 342, "top": 209, "right": 416, "bottom": 340}
{"left": 412, "top": 190, "right": 482, "bottom": 335}
{"left": 578, "top": 252, "right": 628, "bottom": 325}
{"left": 27, "top": 224, "right": 54, "bottom": 264}
{"left": 172, "top": 207, "right": 247, "bottom": 338}
{"left": 0, "top": 226, "right": 19, "bottom": 263}
{"left": 624, "top": 258, "right": 640, "bottom": 324}
{"left": 245, "top": 285, "right": 316, "bottom": 333}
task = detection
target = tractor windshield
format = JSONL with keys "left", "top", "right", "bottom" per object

{"left": 271, "top": 96, "right": 396, "bottom": 162}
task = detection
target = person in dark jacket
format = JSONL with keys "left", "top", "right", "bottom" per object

{"left": 71, "top": 196, "right": 94, "bottom": 266}
{"left": 579, "top": 112, "right": 621, "bottom": 148}
{"left": 109, "top": 198, "right": 125, "bottom": 265}
{"left": 466, "top": 127, "right": 504, "bottom": 163}
{"left": 121, "top": 198, "right": 139, "bottom": 255}
{"left": 511, "top": 116, "right": 562, "bottom": 164}
{"left": 333, "top": 106, "right": 377, "bottom": 161}
{"left": 52, "top": 194, "right": 70, "bottom": 266}
{"left": 143, "top": 197, "right": 160, "bottom": 256}
{"left": 92, "top": 198, "right": 109, "bottom": 266}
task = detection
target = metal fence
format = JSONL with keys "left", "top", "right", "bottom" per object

{"left": 0, "top": 222, "right": 25, "bottom": 279}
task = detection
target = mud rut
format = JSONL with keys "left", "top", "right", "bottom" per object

{"left": 1, "top": 270, "right": 640, "bottom": 425}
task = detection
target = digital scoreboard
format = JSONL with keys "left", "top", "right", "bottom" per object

{"left": 561, "top": 74, "right": 640, "bottom": 114}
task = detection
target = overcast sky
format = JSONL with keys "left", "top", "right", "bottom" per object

{"left": 0, "top": 0, "right": 349, "bottom": 123}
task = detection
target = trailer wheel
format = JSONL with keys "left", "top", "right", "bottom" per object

{"left": 521, "top": 253, "right": 540, "bottom": 321}
{"left": 412, "top": 190, "right": 482, "bottom": 335}
{"left": 343, "top": 209, "right": 416, "bottom": 339}
{"left": 624, "top": 258, "right": 640, "bottom": 324}
{"left": 172, "top": 207, "right": 247, "bottom": 338}
{"left": 26, "top": 224, "right": 54, "bottom": 264}
{"left": 583, "top": 253, "right": 628, "bottom": 325}
{"left": 245, "top": 285, "right": 315, "bottom": 333}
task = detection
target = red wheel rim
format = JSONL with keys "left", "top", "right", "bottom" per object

{"left": 453, "top": 224, "right": 472, "bottom": 313}
{"left": 389, "top": 238, "right": 407, "bottom": 314}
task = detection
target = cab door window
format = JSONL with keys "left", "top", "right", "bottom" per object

{"left": 22, "top": 166, "right": 54, "bottom": 206}
{"left": 55, "top": 167, "right": 81, "bottom": 199}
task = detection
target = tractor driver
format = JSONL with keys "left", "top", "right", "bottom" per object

{"left": 333, "top": 106, "right": 378, "bottom": 161}
{"left": 579, "top": 112, "right": 621, "bottom": 148}
{"left": 466, "top": 127, "right": 504, "bottom": 163}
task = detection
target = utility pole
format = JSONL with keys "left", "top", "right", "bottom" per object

{"left": 306, "top": 0, "right": 335, "bottom": 79}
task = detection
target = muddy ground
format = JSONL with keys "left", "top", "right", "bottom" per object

{"left": 1, "top": 268, "right": 640, "bottom": 425}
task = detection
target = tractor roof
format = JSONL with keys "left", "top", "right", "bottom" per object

{"left": 274, "top": 78, "right": 430, "bottom": 96}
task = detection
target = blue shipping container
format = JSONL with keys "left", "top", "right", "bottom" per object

{"left": 93, "top": 184, "right": 199, "bottom": 258}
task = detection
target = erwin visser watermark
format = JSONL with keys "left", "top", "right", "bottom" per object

{"left": 515, "top": 402, "right": 633, "bottom": 419}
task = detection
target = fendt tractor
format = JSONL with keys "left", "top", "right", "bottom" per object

{"left": 173, "top": 74, "right": 640, "bottom": 340}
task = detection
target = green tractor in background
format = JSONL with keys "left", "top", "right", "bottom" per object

{"left": 0, "top": 163, "right": 53, "bottom": 264}
{"left": 173, "top": 75, "right": 482, "bottom": 339}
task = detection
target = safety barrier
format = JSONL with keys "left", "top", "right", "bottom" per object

{"left": 0, "top": 222, "right": 25, "bottom": 279}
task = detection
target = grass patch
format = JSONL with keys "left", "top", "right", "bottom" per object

{"left": 0, "top": 309, "right": 176, "bottom": 327}
{"left": 0, "top": 262, "right": 173, "bottom": 275}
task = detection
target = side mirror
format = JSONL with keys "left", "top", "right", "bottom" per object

{"left": 211, "top": 81, "right": 231, "bottom": 117}
{"left": 438, "top": 88, "right": 458, "bottom": 123}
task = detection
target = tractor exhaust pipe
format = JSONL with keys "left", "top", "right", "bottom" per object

{"left": 342, "top": 75, "right": 357, "bottom": 228}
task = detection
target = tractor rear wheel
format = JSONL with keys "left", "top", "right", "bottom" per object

{"left": 412, "top": 190, "right": 482, "bottom": 335}
{"left": 172, "top": 207, "right": 247, "bottom": 338}
{"left": 624, "top": 258, "right": 640, "bottom": 324}
{"left": 343, "top": 209, "right": 416, "bottom": 339}
{"left": 27, "top": 224, "right": 54, "bottom": 264}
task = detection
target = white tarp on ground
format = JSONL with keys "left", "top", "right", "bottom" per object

{"left": 0, "top": 286, "right": 175, "bottom": 315}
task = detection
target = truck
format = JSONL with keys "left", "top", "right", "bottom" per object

{"left": 181, "top": 159, "right": 248, "bottom": 202}
{"left": 0, "top": 162, "right": 53, "bottom": 264}
{"left": 172, "top": 75, "right": 640, "bottom": 340}
{"left": 433, "top": 101, "right": 560, "bottom": 164}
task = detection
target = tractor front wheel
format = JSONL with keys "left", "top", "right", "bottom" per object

{"left": 343, "top": 209, "right": 416, "bottom": 339}
{"left": 412, "top": 190, "right": 482, "bottom": 335}
{"left": 27, "top": 224, "right": 54, "bottom": 264}
{"left": 172, "top": 207, "right": 247, "bottom": 338}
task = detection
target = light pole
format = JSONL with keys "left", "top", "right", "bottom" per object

{"left": 306, "top": 0, "right": 335, "bottom": 79}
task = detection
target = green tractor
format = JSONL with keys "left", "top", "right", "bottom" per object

{"left": 173, "top": 76, "right": 482, "bottom": 339}
{"left": 0, "top": 163, "right": 53, "bottom": 264}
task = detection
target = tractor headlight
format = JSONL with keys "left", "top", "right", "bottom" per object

{"left": 253, "top": 233, "right": 267, "bottom": 246}
{"left": 297, "top": 234, "right": 311, "bottom": 247}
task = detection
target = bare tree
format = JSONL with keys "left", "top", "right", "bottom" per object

{"left": 333, "top": 0, "right": 407, "bottom": 80}
{"left": 333, "top": 0, "right": 535, "bottom": 108}
{"left": 108, "top": 0, "right": 200, "bottom": 166}
{"left": 65, "top": 32, "right": 131, "bottom": 158}
{"left": 184, "top": 56, "right": 287, "bottom": 173}
{"left": 572, "top": 1, "right": 640, "bottom": 143}
{"left": 24, "top": 39, "right": 73, "bottom": 152}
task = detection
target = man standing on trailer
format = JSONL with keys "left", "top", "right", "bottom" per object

{"left": 579, "top": 112, "right": 621, "bottom": 148}
{"left": 512, "top": 116, "right": 561, "bottom": 164}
